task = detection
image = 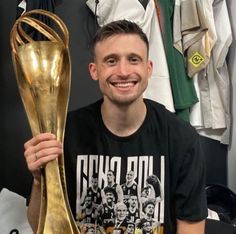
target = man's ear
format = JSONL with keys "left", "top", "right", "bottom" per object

{"left": 89, "top": 62, "right": 98, "bottom": 81}
{"left": 148, "top": 60, "right": 153, "bottom": 79}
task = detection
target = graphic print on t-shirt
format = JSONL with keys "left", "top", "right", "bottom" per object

{"left": 76, "top": 155, "right": 165, "bottom": 234}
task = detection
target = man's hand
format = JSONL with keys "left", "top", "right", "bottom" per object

{"left": 24, "top": 133, "right": 63, "bottom": 184}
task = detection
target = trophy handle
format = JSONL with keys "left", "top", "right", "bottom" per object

{"left": 10, "top": 10, "right": 80, "bottom": 234}
{"left": 10, "top": 9, "right": 69, "bottom": 53}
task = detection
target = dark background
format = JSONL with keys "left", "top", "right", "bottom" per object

{"left": 0, "top": 0, "right": 228, "bottom": 198}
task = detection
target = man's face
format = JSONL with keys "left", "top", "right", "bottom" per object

{"left": 129, "top": 195, "right": 137, "bottom": 207}
{"left": 107, "top": 171, "right": 114, "bottom": 183}
{"left": 85, "top": 196, "right": 92, "bottom": 208}
{"left": 106, "top": 192, "right": 115, "bottom": 204}
{"left": 91, "top": 177, "right": 98, "bottom": 188}
{"left": 127, "top": 224, "right": 135, "bottom": 234}
{"left": 145, "top": 203, "right": 155, "bottom": 216}
{"left": 143, "top": 221, "right": 152, "bottom": 232}
{"left": 126, "top": 171, "right": 134, "bottom": 182}
{"left": 115, "top": 203, "right": 127, "bottom": 221}
{"left": 89, "top": 34, "right": 153, "bottom": 107}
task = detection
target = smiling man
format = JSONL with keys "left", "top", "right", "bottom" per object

{"left": 24, "top": 20, "right": 207, "bottom": 234}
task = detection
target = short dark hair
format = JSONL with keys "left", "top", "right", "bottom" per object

{"left": 92, "top": 20, "right": 149, "bottom": 56}
{"left": 143, "top": 198, "right": 156, "bottom": 210}
{"left": 107, "top": 170, "right": 115, "bottom": 176}
{"left": 104, "top": 186, "right": 115, "bottom": 196}
{"left": 92, "top": 173, "right": 98, "bottom": 179}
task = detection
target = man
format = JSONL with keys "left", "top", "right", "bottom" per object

{"left": 114, "top": 202, "right": 129, "bottom": 233}
{"left": 126, "top": 221, "right": 135, "bottom": 234}
{"left": 80, "top": 173, "right": 102, "bottom": 209}
{"left": 126, "top": 195, "right": 140, "bottom": 224}
{"left": 102, "top": 170, "right": 123, "bottom": 204}
{"left": 77, "top": 194, "right": 97, "bottom": 233}
{"left": 121, "top": 170, "right": 141, "bottom": 207}
{"left": 24, "top": 20, "right": 207, "bottom": 233}
{"left": 141, "top": 198, "right": 158, "bottom": 228}
{"left": 97, "top": 187, "right": 116, "bottom": 234}
{"left": 137, "top": 218, "right": 158, "bottom": 234}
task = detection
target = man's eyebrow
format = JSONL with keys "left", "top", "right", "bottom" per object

{"left": 128, "top": 53, "right": 143, "bottom": 59}
{"left": 103, "top": 53, "right": 118, "bottom": 62}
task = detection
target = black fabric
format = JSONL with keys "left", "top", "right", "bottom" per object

{"left": 205, "top": 219, "right": 236, "bottom": 234}
{"left": 64, "top": 98, "right": 207, "bottom": 234}
{"left": 16, "top": 0, "right": 25, "bottom": 19}
{"left": 206, "top": 184, "right": 236, "bottom": 226}
{"left": 138, "top": 0, "right": 149, "bottom": 9}
{"left": 17, "top": 0, "right": 63, "bottom": 41}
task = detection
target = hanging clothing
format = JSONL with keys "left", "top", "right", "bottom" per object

{"left": 197, "top": 0, "right": 232, "bottom": 144}
{"left": 16, "top": 0, "right": 63, "bottom": 40}
{"left": 156, "top": 0, "right": 198, "bottom": 121}
{"left": 173, "top": 0, "right": 210, "bottom": 77}
{"left": 190, "top": 0, "right": 217, "bottom": 130}
{"left": 86, "top": 0, "right": 175, "bottom": 113}
{"left": 16, "top": 0, "right": 26, "bottom": 18}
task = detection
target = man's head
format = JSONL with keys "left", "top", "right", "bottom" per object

{"left": 91, "top": 173, "right": 98, "bottom": 189}
{"left": 104, "top": 186, "right": 116, "bottom": 204}
{"left": 114, "top": 202, "right": 127, "bottom": 221}
{"left": 107, "top": 170, "right": 115, "bottom": 183}
{"left": 128, "top": 195, "right": 138, "bottom": 208}
{"left": 126, "top": 221, "right": 135, "bottom": 234}
{"left": 91, "top": 20, "right": 149, "bottom": 59}
{"left": 138, "top": 218, "right": 152, "bottom": 233}
{"left": 126, "top": 170, "right": 134, "bottom": 183}
{"left": 89, "top": 20, "right": 153, "bottom": 106}
{"left": 143, "top": 198, "right": 155, "bottom": 216}
{"left": 84, "top": 195, "right": 93, "bottom": 208}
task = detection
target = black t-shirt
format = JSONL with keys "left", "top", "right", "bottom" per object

{"left": 64, "top": 99, "right": 208, "bottom": 234}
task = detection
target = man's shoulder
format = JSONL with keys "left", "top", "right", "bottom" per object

{"left": 145, "top": 98, "right": 198, "bottom": 140}
{"left": 68, "top": 99, "right": 102, "bottom": 118}
{"left": 65, "top": 99, "right": 103, "bottom": 134}
{"left": 144, "top": 98, "right": 176, "bottom": 120}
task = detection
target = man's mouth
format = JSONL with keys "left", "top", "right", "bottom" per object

{"left": 110, "top": 81, "right": 137, "bottom": 88}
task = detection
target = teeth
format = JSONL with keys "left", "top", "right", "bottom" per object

{"left": 113, "top": 82, "right": 135, "bottom": 87}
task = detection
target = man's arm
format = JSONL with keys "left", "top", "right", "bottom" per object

{"left": 116, "top": 185, "right": 124, "bottom": 203}
{"left": 176, "top": 219, "right": 205, "bottom": 234}
{"left": 24, "top": 133, "right": 62, "bottom": 232}
{"left": 27, "top": 179, "right": 41, "bottom": 233}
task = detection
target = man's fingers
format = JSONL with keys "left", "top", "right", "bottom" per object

{"left": 28, "top": 154, "right": 59, "bottom": 172}
{"left": 24, "top": 133, "right": 56, "bottom": 150}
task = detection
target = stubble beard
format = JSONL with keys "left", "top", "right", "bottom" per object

{"left": 104, "top": 74, "right": 148, "bottom": 107}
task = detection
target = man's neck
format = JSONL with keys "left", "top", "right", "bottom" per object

{"left": 91, "top": 186, "right": 98, "bottom": 192}
{"left": 108, "top": 181, "right": 115, "bottom": 187}
{"left": 101, "top": 98, "right": 147, "bottom": 137}
{"left": 126, "top": 181, "right": 134, "bottom": 187}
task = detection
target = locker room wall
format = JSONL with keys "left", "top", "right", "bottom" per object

{"left": 0, "top": 0, "right": 230, "bottom": 197}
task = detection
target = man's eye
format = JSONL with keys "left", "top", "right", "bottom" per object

{"left": 129, "top": 57, "right": 140, "bottom": 63}
{"left": 107, "top": 58, "right": 116, "bottom": 65}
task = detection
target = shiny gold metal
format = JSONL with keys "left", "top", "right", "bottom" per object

{"left": 10, "top": 10, "right": 79, "bottom": 234}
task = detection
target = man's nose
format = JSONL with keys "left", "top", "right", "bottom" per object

{"left": 117, "top": 60, "right": 131, "bottom": 76}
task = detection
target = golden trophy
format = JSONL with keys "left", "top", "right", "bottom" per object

{"left": 10, "top": 10, "right": 80, "bottom": 234}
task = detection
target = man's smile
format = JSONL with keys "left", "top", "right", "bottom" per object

{"left": 110, "top": 81, "right": 138, "bottom": 88}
